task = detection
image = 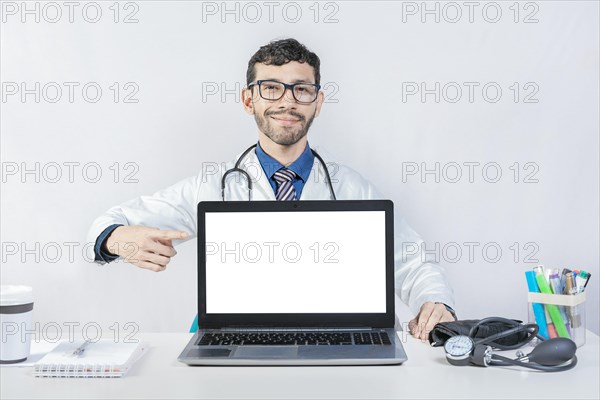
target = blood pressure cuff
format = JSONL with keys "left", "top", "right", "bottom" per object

{"left": 428, "top": 319, "right": 529, "bottom": 347}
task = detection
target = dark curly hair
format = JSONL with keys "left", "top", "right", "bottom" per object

{"left": 246, "top": 38, "right": 321, "bottom": 86}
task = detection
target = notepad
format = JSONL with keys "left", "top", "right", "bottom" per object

{"left": 34, "top": 340, "right": 147, "bottom": 378}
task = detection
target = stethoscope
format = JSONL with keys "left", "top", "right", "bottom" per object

{"left": 221, "top": 144, "right": 337, "bottom": 201}
{"left": 443, "top": 317, "right": 578, "bottom": 372}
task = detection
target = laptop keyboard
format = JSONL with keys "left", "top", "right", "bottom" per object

{"left": 197, "top": 331, "right": 392, "bottom": 346}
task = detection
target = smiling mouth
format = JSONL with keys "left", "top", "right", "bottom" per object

{"left": 271, "top": 116, "right": 301, "bottom": 125}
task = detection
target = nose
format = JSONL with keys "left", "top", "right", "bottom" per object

{"left": 277, "top": 86, "right": 297, "bottom": 107}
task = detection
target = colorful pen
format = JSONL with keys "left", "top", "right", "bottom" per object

{"left": 525, "top": 271, "right": 549, "bottom": 339}
{"left": 535, "top": 271, "right": 570, "bottom": 338}
{"left": 565, "top": 273, "right": 582, "bottom": 329}
{"left": 549, "top": 272, "right": 571, "bottom": 334}
{"left": 544, "top": 307, "right": 557, "bottom": 338}
{"left": 583, "top": 272, "right": 591, "bottom": 289}
{"left": 576, "top": 271, "right": 590, "bottom": 293}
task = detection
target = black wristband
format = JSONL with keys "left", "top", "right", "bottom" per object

{"left": 435, "top": 302, "right": 458, "bottom": 320}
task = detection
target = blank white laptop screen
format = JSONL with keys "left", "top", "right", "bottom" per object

{"left": 205, "top": 211, "right": 386, "bottom": 314}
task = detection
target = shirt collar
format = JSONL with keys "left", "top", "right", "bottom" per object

{"left": 255, "top": 141, "right": 314, "bottom": 182}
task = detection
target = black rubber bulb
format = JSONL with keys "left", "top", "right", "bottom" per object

{"left": 527, "top": 338, "right": 577, "bottom": 366}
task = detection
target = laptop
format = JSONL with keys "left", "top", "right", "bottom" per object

{"left": 178, "top": 200, "right": 407, "bottom": 365}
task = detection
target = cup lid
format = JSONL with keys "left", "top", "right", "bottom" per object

{"left": 0, "top": 285, "right": 33, "bottom": 306}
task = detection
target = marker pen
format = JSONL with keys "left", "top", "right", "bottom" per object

{"left": 576, "top": 271, "right": 590, "bottom": 293}
{"left": 535, "top": 272, "right": 570, "bottom": 338}
{"left": 565, "top": 272, "right": 577, "bottom": 295}
{"left": 583, "top": 272, "right": 592, "bottom": 290}
{"left": 525, "top": 270, "right": 549, "bottom": 339}
{"left": 565, "top": 273, "right": 581, "bottom": 329}
{"left": 544, "top": 307, "right": 557, "bottom": 338}
{"left": 549, "top": 273, "right": 571, "bottom": 335}
{"left": 561, "top": 268, "right": 572, "bottom": 294}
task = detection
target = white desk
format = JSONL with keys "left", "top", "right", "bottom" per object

{"left": 2, "top": 331, "right": 599, "bottom": 399}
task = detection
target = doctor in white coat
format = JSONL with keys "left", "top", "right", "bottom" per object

{"left": 87, "top": 38, "right": 456, "bottom": 340}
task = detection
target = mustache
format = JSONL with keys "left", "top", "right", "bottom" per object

{"left": 266, "top": 110, "right": 305, "bottom": 121}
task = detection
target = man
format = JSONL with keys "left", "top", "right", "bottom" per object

{"left": 87, "top": 38, "right": 456, "bottom": 340}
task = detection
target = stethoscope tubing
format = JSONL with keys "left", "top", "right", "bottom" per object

{"left": 221, "top": 144, "right": 337, "bottom": 201}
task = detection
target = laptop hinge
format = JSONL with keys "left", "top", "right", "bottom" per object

{"left": 216, "top": 327, "right": 375, "bottom": 332}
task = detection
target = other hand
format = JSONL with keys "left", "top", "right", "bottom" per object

{"left": 408, "top": 301, "right": 455, "bottom": 341}
{"left": 104, "top": 225, "right": 188, "bottom": 272}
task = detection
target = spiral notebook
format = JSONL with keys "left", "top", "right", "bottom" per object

{"left": 34, "top": 340, "right": 147, "bottom": 378}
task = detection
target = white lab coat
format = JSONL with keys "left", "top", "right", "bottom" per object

{"left": 86, "top": 148, "right": 455, "bottom": 316}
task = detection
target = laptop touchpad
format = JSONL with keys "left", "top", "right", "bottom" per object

{"left": 187, "top": 348, "right": 232, "bottom": 358}
{"left": 234, "top": 346, "right": 298, "bottom": 358}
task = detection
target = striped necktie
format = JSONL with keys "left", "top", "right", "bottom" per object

{"left": 273, "top": 168, "right": 297, "bottom": 201}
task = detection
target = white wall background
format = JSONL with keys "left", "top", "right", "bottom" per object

{"left": 1, "top": 1, "right": 598, "bottom": 336}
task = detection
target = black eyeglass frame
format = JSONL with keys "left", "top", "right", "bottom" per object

{"left": 248, "top": 80, "right": 321, "bottom": 104}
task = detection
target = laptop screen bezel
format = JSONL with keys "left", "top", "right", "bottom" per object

{"left": 197, "top": 200, "right": 395, "bottom": 329}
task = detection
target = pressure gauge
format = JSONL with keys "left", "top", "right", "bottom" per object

{"left": 444, "top": 335, "right": 475, "bottom": 366}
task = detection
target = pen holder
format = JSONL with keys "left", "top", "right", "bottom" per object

{"left": 527, "top": 292, "right": 586, "bottom": 347}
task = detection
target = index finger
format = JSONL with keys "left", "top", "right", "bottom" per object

{"left": 150, "top": 240, "right": 177, "bottom": 258}
{"left": 415, "top": 303, "right": 436, "bottom": 339}
{"left": 419, "top": 306, "right": 445, "bottom": 340}
{"left": 423, "top": 307, "right": 444, "bottom": 332}
{"left": 416, "top": 302, "right": 435, "bottom": 327}
{"left": 153, "top": 230, "right": 188, "bottom": 240}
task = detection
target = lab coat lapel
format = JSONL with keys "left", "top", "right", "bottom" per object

{"left": 227, "top": 147, "right": 330, "bottom": 201}
{"left": 241, "top": 151, "right": 276, "bottom": 201}
{"left": 299, "top": 158, "right": 331, "bottom": 200}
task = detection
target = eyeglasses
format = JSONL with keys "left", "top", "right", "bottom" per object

{"left": 248, "top": 80, "right": 321, "bottom": 104}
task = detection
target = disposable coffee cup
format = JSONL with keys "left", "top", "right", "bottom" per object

{"left": 1, "top": 285, "right": 34, "bottom": 364}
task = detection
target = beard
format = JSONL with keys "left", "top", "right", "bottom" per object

{"left": 254, "top": 108, "right": 316, "bottom": 146}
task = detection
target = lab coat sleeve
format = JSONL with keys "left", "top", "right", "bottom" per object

{"left": 85, "top": 173, "right": 202, "bottom": 264}
{"left": 393, "top": 214, "right": 456, "bottom": 316}
{"left": 345, "top": 168, "right": 455, "bottom": 316}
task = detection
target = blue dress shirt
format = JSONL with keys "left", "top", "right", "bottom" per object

{"left": 255, "top": 141, "right": 314, "bottom": 198}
